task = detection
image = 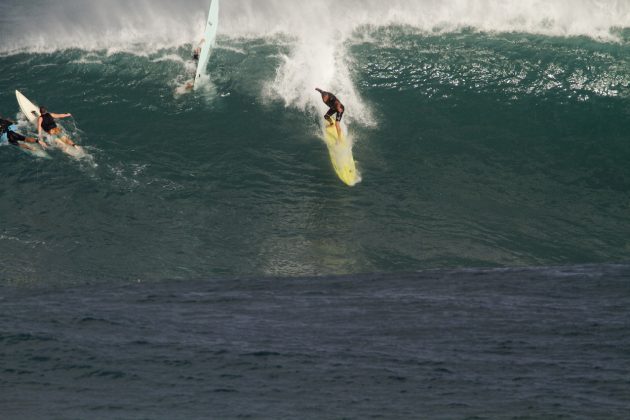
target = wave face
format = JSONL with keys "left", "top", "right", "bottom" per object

{"left": 1, "top": 1, "right": 630, "bottom": 284}
{"left": 4, "top": 0, "right": 630, "bottom": 52}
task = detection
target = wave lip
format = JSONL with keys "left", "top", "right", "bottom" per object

{"left": 3, "top": 0, "right": 629, "bottom": 56}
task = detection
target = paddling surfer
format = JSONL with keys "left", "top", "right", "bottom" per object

{"left": 37, "top": 106, "right": 77, "bottom": 148}
{"left": 316, "top": 88, "right": 345, "bottom": 140}
{"left": 0, "top": 116, "right": 44, "bottom": 151}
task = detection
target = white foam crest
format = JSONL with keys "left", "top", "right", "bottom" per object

{"left": 266, "top": 37, "right": 374, "bottom": 126}
{"left": 220, "top": 0, "right": 630, "bottom": 40}
{"left": 151, "top": 54, "right": 188, "bottom": 64}
{"left": 1, "top": 0, "right": 207, "bottom": 55}
{"left": 3, "top": 0, "right": 628, "bottom": 54}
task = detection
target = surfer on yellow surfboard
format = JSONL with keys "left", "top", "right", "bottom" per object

{"left": 316, "top": 88, "right": 345, "bottom": 142}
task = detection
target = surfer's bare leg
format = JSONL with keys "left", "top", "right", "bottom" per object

{"left": 57, "top": 136, "right": 76, "bottom": 147}
{"left": 335, "top": 121, "right": 342, "bottom": 141}
{"left": 21, "top": 137, "right": 40, "bottom": 151}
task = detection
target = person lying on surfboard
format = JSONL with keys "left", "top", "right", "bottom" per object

{"left": 316, "top": 88, "right": 345, "bottom": 141}
{"left": 0, "top": 117, "right": 44, "bottom": 151}
{"left": 37, "top": 106, "right": 77, "bottom": 148}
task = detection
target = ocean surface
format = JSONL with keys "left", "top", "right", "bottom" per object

{"left": 1, "top": 0, "right": 629, "bottom": 417}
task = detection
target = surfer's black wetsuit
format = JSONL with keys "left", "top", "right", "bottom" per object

{"left": 0, "top": 119, "right": 26, "bottom": 146}
{"left": 321, "top": 91, "right": 345, "bottom": 122}
{"left": 0, "top": 119, "right": 11, "bottom": 136}
{"left": 40, "top": 113, "right": 57, "bottom": 133}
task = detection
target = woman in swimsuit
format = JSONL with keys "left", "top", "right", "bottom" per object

{"left": 37, "top": 106, "right": 76, "bottom": 147}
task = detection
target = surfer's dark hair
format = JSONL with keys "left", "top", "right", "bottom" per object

{"left": 39, "top": 106, "right": 47, "bottom": 114}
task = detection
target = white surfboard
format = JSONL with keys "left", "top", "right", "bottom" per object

{"left": 15, "top": 90, "right": 40, "bottom": 123}
{"left": 193, "top": 0, "right": 220, "bottom": 90}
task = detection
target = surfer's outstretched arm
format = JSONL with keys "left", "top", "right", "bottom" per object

{"left": 50, "top": 113, "right": 71, "bottom": 119}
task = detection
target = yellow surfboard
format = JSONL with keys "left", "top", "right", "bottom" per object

{"left": 323, "top": 123, "right": 361, "bottom": 186}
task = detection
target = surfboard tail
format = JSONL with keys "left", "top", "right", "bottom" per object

{"left": 323, "top": 123, "right": 361, "bottom": 186}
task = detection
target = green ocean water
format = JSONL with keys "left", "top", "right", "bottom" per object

{"left": 1, "top": 28, "right": 630, "bottom": 285}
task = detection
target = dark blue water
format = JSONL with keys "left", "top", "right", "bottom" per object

{"left": 2, "top": 265, "right": 629, "bottom": 418}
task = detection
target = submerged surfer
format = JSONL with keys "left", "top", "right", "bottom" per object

{"left": 185, "top": 39, "right": 207, "bottom": 90}
{"left": 37, "top": 107, "right": 77, "bottom": 148}
{"left": 0, "top": 116, "right": 44, "bottom": 151}
{"left": 193, "top": 39, "right": 205, "bottom": 62}
{"left": 316, "top": 88, "right": 345, "bottom": 140}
